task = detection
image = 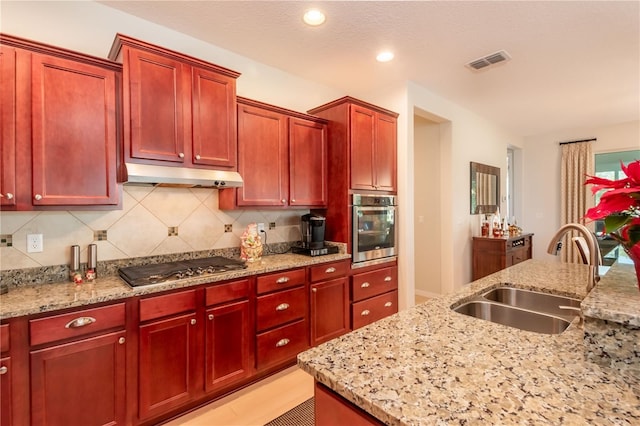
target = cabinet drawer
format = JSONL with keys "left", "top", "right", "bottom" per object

{"left": 0, "top": 324, "right": 8, "bottom": 353}
{"left": 206, "top": 279, "right": 251, "bottom": 306}
{"left": 140, "top": 289, "right": 197, "bottom": 322}
{"left": 257, "top": 268, "right": 305, "bottom": 294}
{"left": 309, "top": 260, "right": 349, "bottom": 283}
{"left": 256, "top": 319, "right": 308, "bottom": 370}
{"left": 351, "top": 290, "right": 398, "bottom": 330}
{"left": 351, "top": 266, "right": 398, "bottom": 302}
{"left": 29, "top": 303, "right": 125, "bottom": 346}
{"left": 257, "top": 287, "right": 306, "bottom": 332}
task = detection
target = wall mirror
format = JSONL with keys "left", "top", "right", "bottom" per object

{"left": 470, "top": 162, "right": 500, "bottom": 214}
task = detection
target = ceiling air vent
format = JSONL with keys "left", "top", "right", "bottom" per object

{"left": 466, "top": 50, "right": 511, "bottom": 71}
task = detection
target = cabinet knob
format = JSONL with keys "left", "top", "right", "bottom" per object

{"left": 275, "top": 303, "right": 290, "bottom": 311}
{"left": 190, "top": 319, "right": 196, "bottom": 325}
{"left": 195, "top": 154, "right": 201, "bottom": 160}
{"left": 208, "top": 314, "right": 214, "bottom": 320}
{"left": 325, "top": 267, "right": 336, "bottom": 274}
{"left": 384, "top": 276, "right": 392, "bottom": 282}
{"left": 0, "top": 366, "right": 7, "bottom": 375}
{"left": 312, "top": 288, "right": 317, "bottom": 293}
{"left": 361, "top": 310, "right": 370, "bottom": 316}
{"left": 178, "top": 152, "right": 185, "bottom": 158}
{"left": 275, "top": 338, "right": 290, "bottom": 347}
{"left": 65, "top": 316, "right": 96, "bottom": 329}
{"left": 118, "top": 337, "right": 125, "bottom": 345}
{"left": 361, "top": 282, "right": 370, "bottom": 288}
{"left": 34, "top": 194, "right": 43, "bottom": 201}
{"left": 384, "top": 301, "right": 393, "bottom": 308}
{"left": 291, "top": 199, "right": 296, "bottom": 203}
{"left": 281, "top": 199, "right": 287, "bottom": 204}
{"left": 276, "top": 276, "right": 290, "bottom": 284}
{"left": 2, "top": 193, "right": 13, "bottom": 200}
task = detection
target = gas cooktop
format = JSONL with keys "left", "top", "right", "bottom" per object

{"left": 118, "top": 256, "right": 247, "bottom": 287}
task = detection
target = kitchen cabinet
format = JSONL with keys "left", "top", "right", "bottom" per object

{"left": 0, "top": 46, "right": 16, "bottom": 207}
{"left": 0, "top": 34, "right": 121, "bottom": 210}
{"left": 1, "top": 324, "right": 11, "bottom": 426}
{"left": 350, "top": 264, "right": 398, "bottom": 330}
{"left": 315, "top": 382, "right": 383, "bottom": 426}
{"left": 472, "top": 234, "right": 533, "bottom": 280}
{"left": 255, "top": 268, "right": 309, "bottom": 371}
{"left": 219, "top": 97, "right": 328, "bottom": 209}
{"left": 110, "top": 34, "right": 239, "bottom": 170}
{"left": 309, "top": 96, "right": 398, "bottom": 193}
{"left": 28, "top": 304, "right": 127, "bottom": 426}
{"left": 204, "top": 279, "right": 254, "bottom": 393}
{"left": 309, "top": 260, "right": 350, "bottom": 346}
{"left": 138, "top": 290, "right": 199, "bottom": 420}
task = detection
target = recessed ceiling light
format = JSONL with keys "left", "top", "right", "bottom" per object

{"left": 303, "top": 9, "right": 326, "bottom": 26}
{"left": 376, "top": 51, "right": 394, "bottom": 63}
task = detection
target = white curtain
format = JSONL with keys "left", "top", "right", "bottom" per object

{"left": 560, "top": 141, "right": 594, "bottom": 263}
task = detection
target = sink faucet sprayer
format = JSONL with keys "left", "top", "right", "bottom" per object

{"left": 547, "top": 223, "right": 601, "bottom": 293}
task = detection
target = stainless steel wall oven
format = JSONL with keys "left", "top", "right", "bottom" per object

{"left": 352, "top": 194, "right": 397, "bottom": 264}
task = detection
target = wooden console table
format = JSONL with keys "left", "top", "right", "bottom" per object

{"left": 472, "top": 233, "right": 534, "bottom": 280}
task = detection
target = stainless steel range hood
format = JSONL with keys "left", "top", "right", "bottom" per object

{"left": 123, "top": 163, "right": 243, "bottom": 188}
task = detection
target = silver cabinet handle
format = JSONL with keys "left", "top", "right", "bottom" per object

{"left": 3, "top": 193, "right": 13, "bottom": 200}
{"left": 34, "top": 194, "right": 43, "bottom": 201}
{"left": 361, "top": 282, "right": 370, "bottom": 288}
{"left": 275, "top": 338, "right": 290, "bottom": 347}
{"left": 178, "top": 152, "right": 185, "bottom": 158}
{"left": 208, "top": 314, "right": 214, "bottom": 320}
{"left": 0, "top": 366, "right": 7, "bottom": 375}
{"left": 384, "top": 302, "right": 393, "bottom": 307}
{"left": 65, "top": 316, "right": 96, "bottom": 329}
{"left": 118, "top": 337, "right": 125, "bottom": 345}
{"left": 195, "top": 154, "right": 201, "bottom": 160}
{"left": 361, "top": 310, "right": 370, "bottom": 316}
{"left": 276, "top": 276, "right": 290, "bottom": 284}
{"left": 384, "top": 276, "right": 392, "bottom": 282}
{"left": 190, "top": 319, "right": 196, "bottom": 325}
{"left": 275, "top": 303, "right": 290, "bottom": 311}
{"left": 325, "top": 267, "right": 336, "bottom": 274}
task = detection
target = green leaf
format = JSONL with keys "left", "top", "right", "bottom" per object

{"left": 604, "top": 214, "right": 631, "bottom": 233}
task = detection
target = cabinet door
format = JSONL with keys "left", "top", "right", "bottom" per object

{"left": 191, "top": 66, "right": 237, "bottom": 169}
{"left": 0, "top": 357, "right": 11, "bottom": 426}
{"left": 350, "top": 105, "right": 375, "bottom": 190}
{"left": 289, "top": 117, "right": 328, "bottom": 207}
{"left": 205, "top": 300, "right": 253, "bottom": 392}
{"left": 310, "top": 277, "right": 349, "bottom": 346}
{"left": 30, "top": 53, "right": 118, "bottom": 206}
{"left": 374, "top": 114, "right": 397, "bottom": 191}
{"left": 139, "top": 312, "right": 198, "bottom": 420}
{"left": 125, "top": 47, "right": 186, "bottom": 163}
{"left": 30, "top": 331, "right": 126, "bottom": 426}
{"left": 0, "top": 46, "right": 16, "bottom": 207}
{"left": 236, "top": 103, "right": 288, "bottom": 206}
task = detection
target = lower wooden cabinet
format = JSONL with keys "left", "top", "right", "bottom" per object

{"left": 0, "top": 356, "right": 11, "bottom": 426}
{"left": 472, "top": 234, "right": 533, "bottom": 280}
{"left": 314, "top": 381, "right": 383, "bottom": 426}
{"left": 350, "top": 264, "right": 398, "bottom": 330}
{"left": 30, "top": 331, "right": 126, "bottom": 426}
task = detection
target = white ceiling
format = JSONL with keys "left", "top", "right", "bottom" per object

{"left": 99, "top": 1, "right": 639, "bottom": 137}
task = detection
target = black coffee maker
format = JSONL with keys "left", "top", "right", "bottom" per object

{"left": 301, "top": 214, "right": 326, "bottom": 249}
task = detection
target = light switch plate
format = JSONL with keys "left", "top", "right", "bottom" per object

{"left": 27, "top": 234, "right": 43, "bottom": 253}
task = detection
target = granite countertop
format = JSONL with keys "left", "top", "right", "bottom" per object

{"left": 297, "top": 259, "right": 640, "bottom": 425}
{"left": 0, "top": 252, "right": 350, "bottom": 320}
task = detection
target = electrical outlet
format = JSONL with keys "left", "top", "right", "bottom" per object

{"left": 27, "top": 234, "right": 43, "bottom": 253}
{"left": 257, "top": 223, "right": 265, "bottom": 233}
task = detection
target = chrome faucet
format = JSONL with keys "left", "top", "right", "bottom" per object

{"left": 547, "top": 223, "right": 601, "bottom": 293}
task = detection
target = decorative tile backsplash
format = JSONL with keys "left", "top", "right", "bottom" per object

{"left": 0, "top": 186, "right": 307, "bottom": 270}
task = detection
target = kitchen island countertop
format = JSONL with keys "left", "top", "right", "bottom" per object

{"left": 297, "top": 259, "right": 640, "bottom": 425}
{"left": 0, "top": 251, "right": 351, "bottom": 320}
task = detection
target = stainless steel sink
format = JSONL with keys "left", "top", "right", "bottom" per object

{"left": 453, "top": 301, "right": 572, "bottom": 335}
{"left": 482, "top": 287, "right": 581, "bottom": 318}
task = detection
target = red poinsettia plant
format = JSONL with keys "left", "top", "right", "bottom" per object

{"left": 584, "top": 159, "right": 640, "bottom": 266}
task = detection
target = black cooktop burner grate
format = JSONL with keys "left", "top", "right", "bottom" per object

{"left": 119, "top": 256, "right": 247, "bottom": 287}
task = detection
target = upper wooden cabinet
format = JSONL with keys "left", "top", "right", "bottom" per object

{"left": 219, "top": 97, "right": 328, "bottom": 209}
{"left": 309, "top": 96, "right": 398, "bottom": 192}
{"left": 0, "top": 34, "right": 121, "bottom": 210}
{"left": 109, "top": 34, "right": 240, "bottom": 171}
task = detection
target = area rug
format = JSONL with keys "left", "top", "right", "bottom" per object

{"left": 264, "top": 397, "right": 314, "bottom": 426}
